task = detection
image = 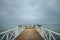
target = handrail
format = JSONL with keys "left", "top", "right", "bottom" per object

{"left": 41, "top": 27, "right": 60, "bottom": 35}
{"left": 0, "top": 25, "right": 60, "bottom": 40}
{"left": 36, "top": 26, "right": 60, "bottom": 40}
{"left": 0, "top": 26, "right": 25, "bottom": 40}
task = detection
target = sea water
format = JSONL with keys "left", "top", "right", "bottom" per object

{"left": 0, "top": 24, "right": 60, "bottom": 33}
{"left": 0, "top": 24, "right": 18, "bottom": 32}
{"left": 0, "top": 24, "right": 60, "bottom": 40}
{"left": 42, "top": 24, "right": 60, "bottom": 33}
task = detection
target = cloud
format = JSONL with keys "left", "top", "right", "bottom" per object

{"left": 0, "top": 0, "right": 60, "bottom": 24}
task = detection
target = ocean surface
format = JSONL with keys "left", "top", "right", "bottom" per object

{"left": 42, "top": 24, "right": 60, "bottom": 33}
{"left": 0, "top": 24, "right": 18, "bottom": 32}
{"left": 0, "top": 24, "right": 60, "bottom": 40}
{"left": 0, "top": 24, "right": 60, "bottom": 33}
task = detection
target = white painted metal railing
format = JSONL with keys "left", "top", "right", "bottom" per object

{"left": 0, "top": 25, "right": 60, "bottom": 40}
{"left": 36, "top": 26, "right": 60, "bottom": 40}
{"left": 0, "top": 26, "right": 25, "bottom": 40}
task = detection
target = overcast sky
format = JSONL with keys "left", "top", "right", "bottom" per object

{"left": 0, "top": 0, "right": 60, "bottom": 25}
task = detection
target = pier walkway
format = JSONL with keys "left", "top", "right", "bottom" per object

{"left": 14, "top": 26, "right": 44, "bottom": 40}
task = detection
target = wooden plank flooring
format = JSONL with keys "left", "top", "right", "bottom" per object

{"left": 14, "top": 26, "right": 44, "bottom": 40}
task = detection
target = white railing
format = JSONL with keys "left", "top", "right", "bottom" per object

{"left": 0, "top": 25, "right": 60, "bottom": 40}
{"left": 0, "top": 26, "right": 25, "bottom": 40}
{"left": 36, "top": 27, "right": 60, "bottom": 40}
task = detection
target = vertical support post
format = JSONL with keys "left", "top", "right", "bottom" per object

{"left": 49, "top": 32, "right": 51, "bottom": 40}
{"left": 51, "top": 33, "right": 56, "bottom": 40}
{"left": 18, "top": 27, "right": 20, "bottom": 34}
{"left": 6, "top": 32, "right": 9, "bottom": 40}
{"left": 15, "top": 28, "right": 19, "bottom": 37}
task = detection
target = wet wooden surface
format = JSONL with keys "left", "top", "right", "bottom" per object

{"left": 14, "top": 26, "right": 44, "bottom": 40}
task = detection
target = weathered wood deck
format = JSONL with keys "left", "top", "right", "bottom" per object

{"left": 14, "top": 26, "right": 44, "bottom": 40}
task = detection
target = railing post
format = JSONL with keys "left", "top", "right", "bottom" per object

{"left": 6, "top": 32, "right": 9, "bottom": 40}
{"left": 15, "top": 28, "right": 19, "bottom": 37}
{"left": 18, "top": 27, "right": 20, "bottom": 34}
{"left": 49, "top": 32, "right": 51, "bottom": 40}
{"left": 51, "top": 33, "right": 56, "bottom": 40}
